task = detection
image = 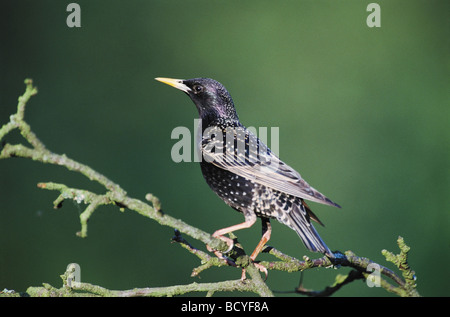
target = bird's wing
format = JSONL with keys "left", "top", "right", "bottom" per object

{"left": 201, "top": 126, "right": 340, "bottom": 208}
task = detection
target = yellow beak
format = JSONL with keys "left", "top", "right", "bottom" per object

{"left": 155, "top": 77, "right": 191, "bottom": 93}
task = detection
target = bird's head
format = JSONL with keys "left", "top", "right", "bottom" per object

{"left": 155, "top": 77, "right": 239, "bottom": 123}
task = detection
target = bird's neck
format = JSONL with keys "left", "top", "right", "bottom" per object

{"left": 199, "top": 115, "right": 241, "bottom": 133}
{"left": 199, "top": 108, "right": 240, "bottom": 131}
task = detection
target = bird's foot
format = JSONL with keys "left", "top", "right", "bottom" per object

{"left": 207, "top": 234, "right": 234, "bottom": 259}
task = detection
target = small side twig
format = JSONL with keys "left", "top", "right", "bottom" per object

{"left": 295, "top": 269, "right": 364, "bottom": 297}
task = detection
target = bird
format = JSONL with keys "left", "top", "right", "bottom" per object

{"left": 155, "top": 77, "right": 340, "bottom": 274}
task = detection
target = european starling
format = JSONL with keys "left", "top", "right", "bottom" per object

{"left": 155, "top": 77, "right": 340, "bottom": 267}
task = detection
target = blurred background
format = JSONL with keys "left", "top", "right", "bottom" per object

{"left": 1, "top": 0, "right": 448, "bottom": 297}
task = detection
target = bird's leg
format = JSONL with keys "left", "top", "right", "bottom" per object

{"left": 250, "top": 218, "right": 271, "bottom": 261}
{"left": 207, "top": 216, "right": 257, "bottom": 258}
{"left": 241, "top": 218, "right": 271, "bottom": 281}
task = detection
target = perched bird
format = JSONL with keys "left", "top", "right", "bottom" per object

{"left": 155, "top": 77, "right": 340, "bottom": 270}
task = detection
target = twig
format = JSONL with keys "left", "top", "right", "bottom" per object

{"left": 295, "top": 270, "right": 364, "bottom": 297}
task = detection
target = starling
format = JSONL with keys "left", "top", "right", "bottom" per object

{"left": 155, "top": 77, "right": 340, "bottom": 268}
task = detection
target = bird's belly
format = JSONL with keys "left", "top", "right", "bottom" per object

{"left": 200, "top": 162, "right": 254, "bottom": 213}
{"left": 200, "top": 162, "right": 290, "bottom": 220}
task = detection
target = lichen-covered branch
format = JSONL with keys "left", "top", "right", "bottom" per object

{"left": 0, "top": 79, "right": 420, "bottom": 297}
{"left": 22, "top": 265, "right": 270, "bottom": 297}
{"left": 172, "top": 231, "right": 420, "bottom": 297}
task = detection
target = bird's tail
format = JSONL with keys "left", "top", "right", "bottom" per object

{"left": 285, "top": 201, "right": 334, "bottom": 258}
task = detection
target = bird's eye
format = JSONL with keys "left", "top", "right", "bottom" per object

{"left": 192, "top": 84, "right": 204, "bottom": 94}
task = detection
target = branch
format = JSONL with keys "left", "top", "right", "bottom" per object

{"left": 0, "top": 81, "right": 225, "bottom": 252}
{"left": 23, "top": 265, "right": 268, "bottom": 297}
{"left": 172, "top": 232, "right": 420, "bottom": 297}
{"left": 1, "top": 79, "right": 420, "bottom": 297}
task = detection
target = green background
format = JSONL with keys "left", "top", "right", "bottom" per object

{"left": 1, "top": 0, "right": 448, "bottom": 297}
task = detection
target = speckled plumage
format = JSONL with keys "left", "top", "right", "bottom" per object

{"left": 156, "top": 77, "right": 340, "bottom": 259}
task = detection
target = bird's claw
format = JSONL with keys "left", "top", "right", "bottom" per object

{"left": 208, "top": 234, "right": 268, "bottom": 281}
{"left": 207, "top": 234, "right": 234, "bottom": 258}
